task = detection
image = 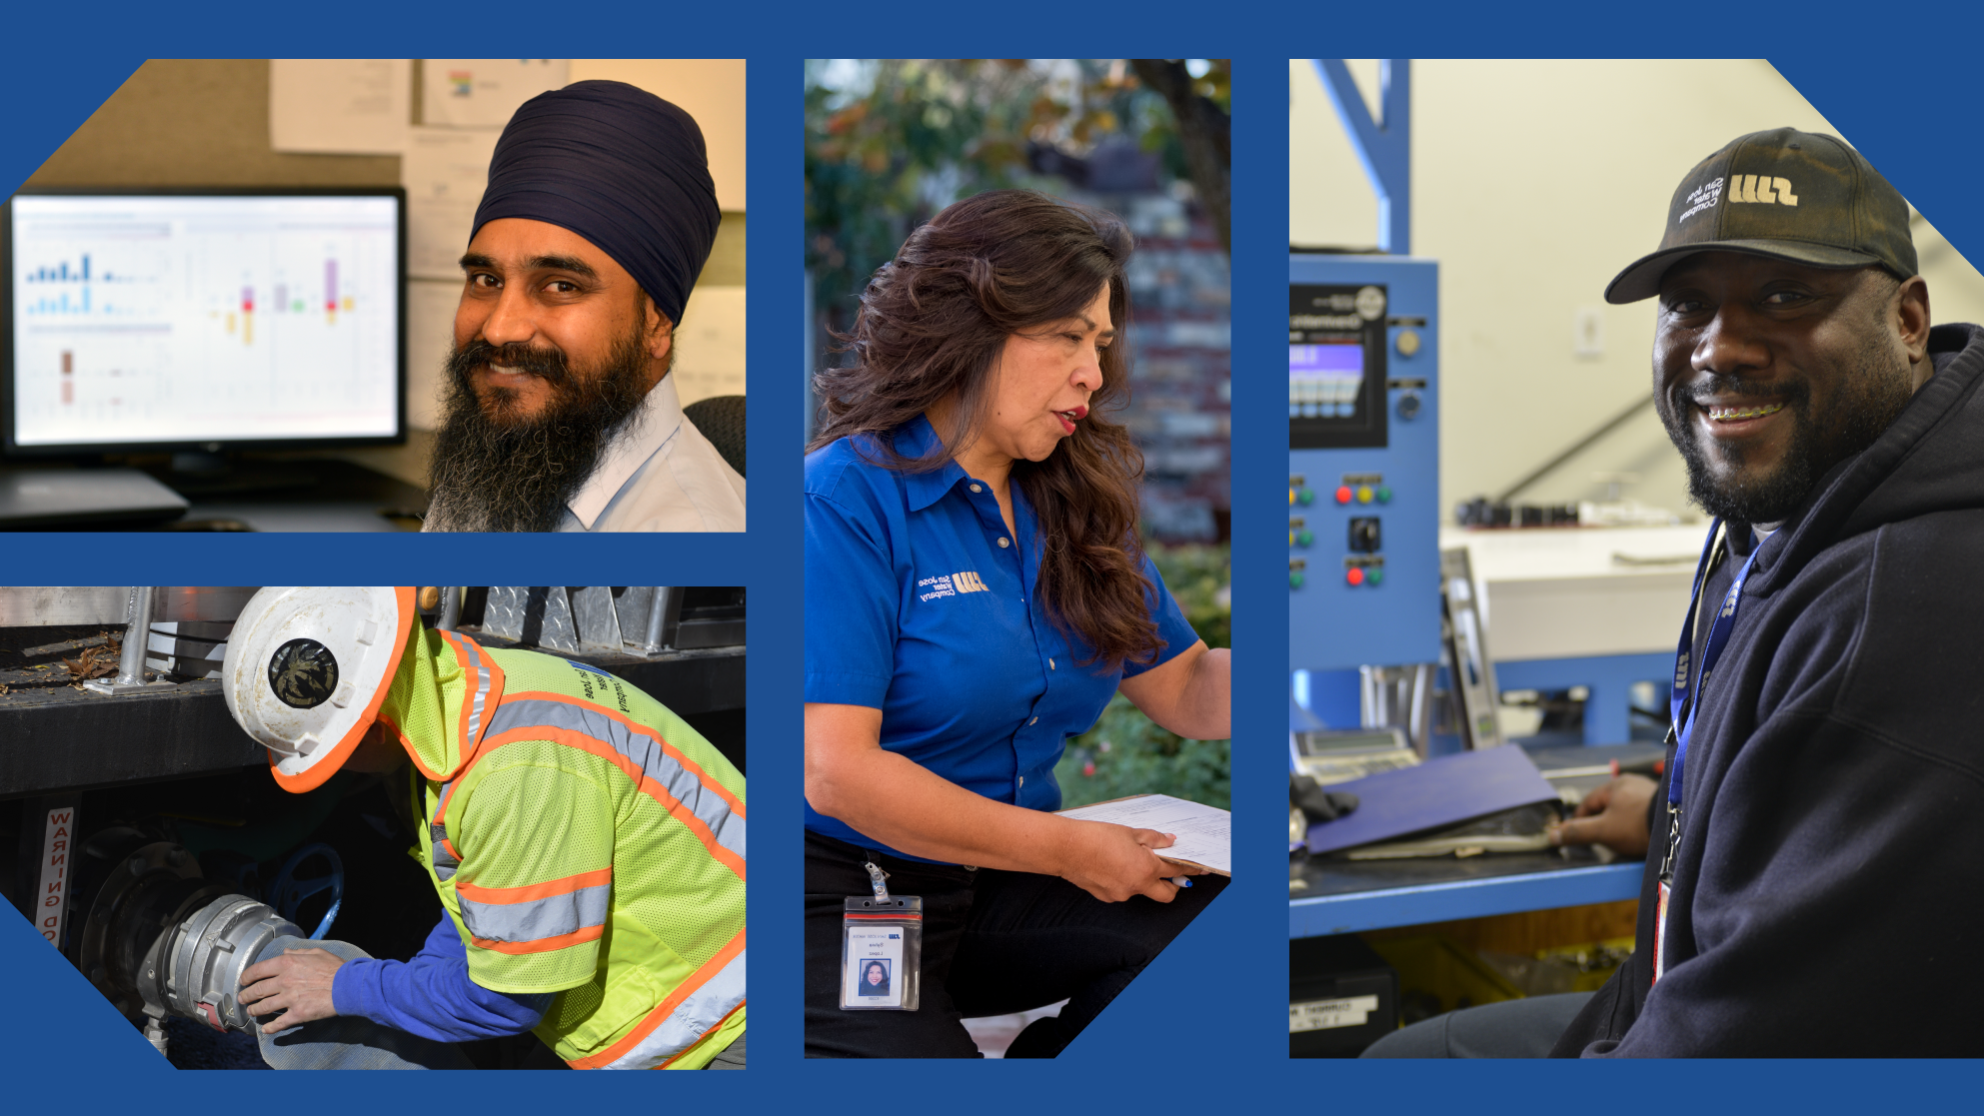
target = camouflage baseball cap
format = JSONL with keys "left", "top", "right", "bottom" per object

{"left": 1605, "top": 127, "right": 1917, "bottom": 304}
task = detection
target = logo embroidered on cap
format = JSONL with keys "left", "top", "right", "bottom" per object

{"left": 1728, "top": 175, "right": 1799, "bottom": 206}
{"left": 1678, "top": 177, "right": 1725, "bottom": 224}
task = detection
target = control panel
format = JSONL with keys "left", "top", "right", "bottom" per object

{"left": 1288, "top": 255, "right": 1440, "bottom": 673}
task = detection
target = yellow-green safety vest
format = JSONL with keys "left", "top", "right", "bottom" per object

{"left": 374, "top": 621, "right": 746, "bottom": 1069}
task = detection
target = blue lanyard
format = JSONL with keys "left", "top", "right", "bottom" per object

{"left": 1666, "top": 519, "right": 1763, "bottom": 809}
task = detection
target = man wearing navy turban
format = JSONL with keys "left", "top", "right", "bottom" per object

{"left": 424, "top": 80, "right": 745, "bottom": 532}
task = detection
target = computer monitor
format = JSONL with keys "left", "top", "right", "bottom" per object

{"left": 2, "top": 187, "right": 406, "bottom": 458}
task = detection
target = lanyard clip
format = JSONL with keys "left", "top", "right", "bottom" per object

{"left": 1657, "top": 803, "right": 1683, "bottom": 883}
{"left": 863, "top": 860, "right": 891, "bottom": 902}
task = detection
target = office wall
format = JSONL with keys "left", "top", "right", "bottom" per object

{"left": 1290, "top": 59, "right": 1984, "bottom": 521}
{"left": 22, "top": 60, "right": 748, "bottom": 483}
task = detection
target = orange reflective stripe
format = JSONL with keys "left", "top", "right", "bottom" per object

{"left": 478, "top": 726, "right": 747, "bottom": 882}
{"left": 442, "top": 630, "right": 505, "bottom": 761}
{"left": 567, "top": 925, "right": 747, "bottom": 1070}
{"left": 456, "top": 866, "right": 612, "bottom": 905}
{"left": 469, "top": 922, "right": 605, "bottom": 955}
{"left": 500, "top": 690, "right": 746, "bottom": 821}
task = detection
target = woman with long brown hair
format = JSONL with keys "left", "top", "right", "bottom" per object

{"left": 803, "top": 190, "right": 1230, "bottom": 1057}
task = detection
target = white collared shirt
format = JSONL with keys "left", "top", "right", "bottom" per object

{"left": 558, "top": 375, "right": 745, "bottom": 532}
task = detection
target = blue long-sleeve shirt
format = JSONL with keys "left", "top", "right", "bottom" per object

{"left": 331, "top": 914, "right": 554, "bottom": 1043}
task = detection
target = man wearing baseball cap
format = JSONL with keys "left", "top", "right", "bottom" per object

{"left": 1368, "top": 128, "right": 1984, "bottom": 1057}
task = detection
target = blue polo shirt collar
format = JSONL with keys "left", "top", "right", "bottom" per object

{"left": 893, "top": 415, "right": 970, "bottom": 513}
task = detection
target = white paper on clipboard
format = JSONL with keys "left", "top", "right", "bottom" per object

{"left": 270, "top": 60, "right": 410, "bottom": 155}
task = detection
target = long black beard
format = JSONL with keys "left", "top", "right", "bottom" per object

{"left": 425, "top": 331, "right": 652, "bottom": 532}
{"left": 1658, "top": 331, "right": 1914, "bottom": 527}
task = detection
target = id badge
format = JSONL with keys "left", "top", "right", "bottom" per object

{"left": 1652, "top": 880, "right": 1670, "bottom": 988}
{"left": 841, "top": 896, "right": 922, "bottom": 1011}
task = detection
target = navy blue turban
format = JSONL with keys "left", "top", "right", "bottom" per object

{"left": 471, "top": 80, "right": 721, "bottom": 325}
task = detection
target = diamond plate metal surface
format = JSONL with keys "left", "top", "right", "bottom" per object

{"left": 482, "top": 587, "right": 582, "bottom": 653}
{"left": 568, "top": 586, "right": 623, "bottom": 652}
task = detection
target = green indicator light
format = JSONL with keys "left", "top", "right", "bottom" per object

{"left": 1376, "top": 486, "right": 1393, "bottom": 504}
{"left": 1289, "top": 571, "right": 1305, "bottom": 590}
{"left": 1297, "top": 488, "right": 1316, "bottom": 506}
{"left": 1367, "top": 567, "right": 1385, "bottom": 586}
{"left": 1296, "top": 530, "right": 1313, "bottom": 547}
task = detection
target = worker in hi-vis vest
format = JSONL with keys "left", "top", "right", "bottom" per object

{"left": 220, "top": 587, "right": 745, "bottom": 1070}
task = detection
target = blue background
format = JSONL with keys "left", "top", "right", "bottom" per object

{"left": 3, "top": 7, "right": 1981, "bottom": 1110}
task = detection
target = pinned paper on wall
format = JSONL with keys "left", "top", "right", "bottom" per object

{"left": 403, "top": 127, "right": 501, "bottom": 281}
{"left": 421, "top": 60, "right": 569, "bottom": 130}
{"left": 672, "top": 286, "right": 746, "bottom": 406}
{"left": 270, "top": 59, "right": 411, "bottom": 155}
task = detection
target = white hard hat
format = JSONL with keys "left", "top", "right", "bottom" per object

{"left": 221, "top": 587, "right": 416, "bottom": 793}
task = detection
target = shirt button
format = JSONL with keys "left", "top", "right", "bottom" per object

{"left": 1049, "top": 658, "right": 1056, "bottom": 670}
{"left": 1029, "top": 717, "right": 1038, "bottom": 725}
{"left": 997, "top": 537, "right": 1010, "bottom": 548}
{"left": 969, "top": 483, "right": 982, "bottom": 493}
{"left": 1018, "top": 775, "right": 1026, "bottom": 788}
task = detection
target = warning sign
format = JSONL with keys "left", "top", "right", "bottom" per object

{"left": 37, "top": 806, "right": 76, "bottom": 948}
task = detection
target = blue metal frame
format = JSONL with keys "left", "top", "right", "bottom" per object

{"left": 1311, "top": 59, "right": 1411, "bottom": 253}
{"left": 1497, "top": 651, "right": 1674, "bottom": 745}
{"left": 1290, "top": 862, "right": 1644, "bottom": 938}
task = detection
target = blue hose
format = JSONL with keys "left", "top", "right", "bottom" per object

{"left": 270, "top": 843, "right": 345, "bottom": 941}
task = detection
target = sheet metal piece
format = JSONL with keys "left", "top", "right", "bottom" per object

{"left": 568, "top": 586, "right": 623, "bottom": 652}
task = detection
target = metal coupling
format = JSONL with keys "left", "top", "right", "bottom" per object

{"left": 144, "top": 894, "right": 301, "bottom": 1034}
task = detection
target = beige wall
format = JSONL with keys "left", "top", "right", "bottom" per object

{"left": 1290, "top": 59, "right": 1984, "bottom": 522}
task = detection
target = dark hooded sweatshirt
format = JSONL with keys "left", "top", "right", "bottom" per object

{"left": 1552, "top": 322, "right": 1984, "bottom": 1057}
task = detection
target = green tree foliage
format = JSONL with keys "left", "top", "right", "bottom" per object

{"left": 1055, "top": 543, "right": 1231, "bottom": 811}
{"left": 805, "top": 59, "right": 1231, "bottom": 333}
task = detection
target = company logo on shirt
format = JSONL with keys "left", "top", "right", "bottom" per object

{"left": 916, "top": 571, "right": 989, "bottom": 602}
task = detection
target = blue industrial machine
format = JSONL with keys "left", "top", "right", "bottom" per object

{"left": 1287, "top": 254, "right": 1440, "bottom": 679}
{"left": 1287, "top": 64, "right": 1642, "bottom": 961}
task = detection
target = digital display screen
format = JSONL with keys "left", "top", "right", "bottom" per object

{"left": 1289, "top": 341, "right": 1364, "bottom": 419}
{"left": 8, "top": 193, "right": 402, "bottom": 450}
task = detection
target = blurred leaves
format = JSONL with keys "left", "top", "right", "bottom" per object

{"left": 805, "top": 59, "right": 1231, "bottom": 331}
{"left": 1056, "top": 542, "right": 1231, "bottom": 811}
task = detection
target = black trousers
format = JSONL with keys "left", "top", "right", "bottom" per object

{"left": 1358, "top": 992, "right": 1595, "bottom": 1058}
{"left": 804, "top": 830, "right": 1224, "bottom": 1058}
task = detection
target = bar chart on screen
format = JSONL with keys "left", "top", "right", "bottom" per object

{"left": 9, "top": 194, "right": 400, "bottom": 447}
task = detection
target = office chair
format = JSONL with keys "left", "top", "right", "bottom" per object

{"left": 684, "top": 395, "right": 745, "bottom": 479}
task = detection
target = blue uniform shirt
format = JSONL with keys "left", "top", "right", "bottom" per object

{"left": 804, "top": 416, "right": 1199, "bottom": 861}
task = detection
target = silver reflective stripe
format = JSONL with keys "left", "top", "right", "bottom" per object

{"left": 485, "top": 698, "right": 745, "bottom": 863}
{"left": 430, "top": 779, "right": 459, "bottom": 881}
{"left": 596, "top": 947, "right": 747, "bottom": 1069}
{"left": 448, "top": 632, "right": 494, "bottom": 750}
{"left": 459, "top": 878, "right": 610, "bottom": 944}
{"left": 429, "top": 822, "right": 459, "bottom": 881}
